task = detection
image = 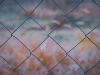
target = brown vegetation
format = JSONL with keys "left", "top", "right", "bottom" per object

{"left": 0, "top": 31, "right": 100, "bottom": 75}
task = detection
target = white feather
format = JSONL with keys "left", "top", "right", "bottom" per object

{"left": 40, "top": 26, "right": 50, "bottom": 51}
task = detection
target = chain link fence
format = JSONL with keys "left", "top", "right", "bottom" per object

{"left": 0, "top": 0, "right": 100, "bottom": 75}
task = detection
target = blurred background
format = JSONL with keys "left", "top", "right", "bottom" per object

{"left": 0, "top": 0, "right": 100, "bottom": 75}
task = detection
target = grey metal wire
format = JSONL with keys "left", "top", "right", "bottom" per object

{"left": 0, "top": 0, "right": 100, "bottom": 75}
{"left": 0, "top": 0, "right": 4, "bottom": 4}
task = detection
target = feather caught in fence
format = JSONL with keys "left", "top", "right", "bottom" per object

{"left": 40, "top": 26, "right": 50, "bottom": 51}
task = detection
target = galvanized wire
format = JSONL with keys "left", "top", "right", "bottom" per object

{"left": 0, "top": 0, "right": 100, "bottom": 75}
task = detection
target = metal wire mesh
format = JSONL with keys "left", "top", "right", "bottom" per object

{"left": 0, "top": 0, "right": 100, "bottom": 75}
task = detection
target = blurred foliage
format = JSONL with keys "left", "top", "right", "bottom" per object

{"left": 0, "top": 30, "right": 100, "bottom": 75}
{"left": 0, "top": 0, "right": 100, "bottom": 30}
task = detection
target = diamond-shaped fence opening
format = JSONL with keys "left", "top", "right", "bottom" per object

{"left": 49, "top": 18, "right": 85, "bottom": 52}
{"left": 14, "top": 55, "right": 49, "bottom": 75}
{"left": 0, "top": 0, "right": 100, "bottom": 75}
{"left": 0, "top": 0, "right": 25, "bottom": 32}
{"left": 68, "top": 37, "right": 100, "bottom": 73}
{"left": 68, "top": 0, "right": 100, "bottom": 32}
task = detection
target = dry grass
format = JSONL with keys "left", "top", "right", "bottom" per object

{"left": 0, "top": 30, "right": 100, "bottom": 75}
